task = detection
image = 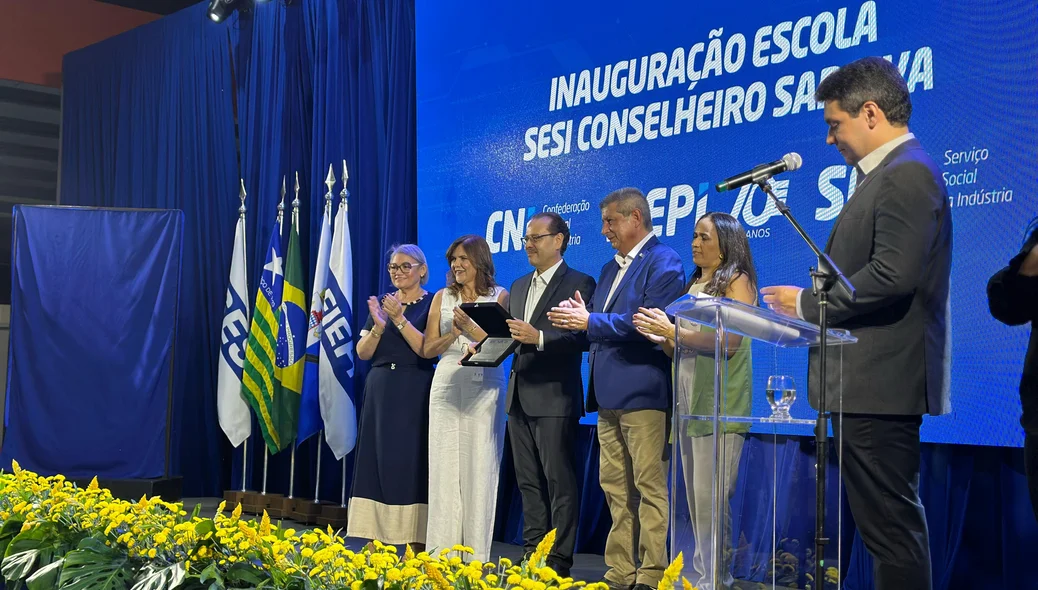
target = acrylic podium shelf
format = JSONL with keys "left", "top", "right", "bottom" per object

{"left": 665, "top": 295, "right": 856, "bottom": 590}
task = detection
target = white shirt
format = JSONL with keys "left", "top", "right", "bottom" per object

{"left": 605, "top": 231, "right": 654, "bottom": 309}
{"left": 526, "top": 258, "right": 564, "bottom": 351}
{"left": 795, "top": 132, "right": 915, "bottom": 319}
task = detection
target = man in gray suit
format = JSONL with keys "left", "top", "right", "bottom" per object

{"left": 505, "top": 211, "right": 596, "bottom": 578}
{"left": 763, "top": 56, "right": 952, "bottom": 589}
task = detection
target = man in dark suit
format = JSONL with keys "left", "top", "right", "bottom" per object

{"left": 549, "top": 188, "right": 685, "bottom": 590}
{"left": 988, "top": 220, "right": 1038, "bottom": 517}
{"left": 763, "top": 57, "right": 952, "bottom": 589}
{"left": 504, "top": 211, "right": 596, "bottom": 578}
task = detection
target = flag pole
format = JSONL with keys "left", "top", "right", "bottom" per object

{"left": 287, "top": 172, "right": 303, "bottom": 501}
{"left": 262, "top": 449, "right": 269, "bottom": 495}
{"left": 313, "top": 440, "right": 323, "bottom": 503}
{"left": 339, "top": 159, "right": 351, "bottom": 510}
{"left": 239, "top": 179, "right": 250, "bottom": 492}
{"left": 241, "top": 443, "right": 248, "bottom": 492}
{"left": 341, "top": 457, "right": 347, "bottom": 508}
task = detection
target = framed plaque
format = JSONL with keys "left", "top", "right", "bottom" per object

{"left": 459, "top": 301, "right": 520, "bottom": 367}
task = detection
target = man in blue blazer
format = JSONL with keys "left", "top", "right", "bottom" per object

{"left": 549, "top": 188, "right": 685, "bottom": 590}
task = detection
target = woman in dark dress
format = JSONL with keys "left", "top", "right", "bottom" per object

{"left": 347, "top": 244, "right": 436, "bottom": 546}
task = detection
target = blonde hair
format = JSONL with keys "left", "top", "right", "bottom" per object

{"left": 387, "top": 243, "right": 429, "bottom": 286}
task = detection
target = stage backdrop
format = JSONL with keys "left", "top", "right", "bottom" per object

{"left": 416, "top": 0, "right": 1038, "bottom": 445}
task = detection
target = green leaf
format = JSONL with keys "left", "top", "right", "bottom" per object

{"left": 193, "top": 520, "right": 216, "bottom": 538}
{"left": 58, "top": 544, "right": 133, "bottom": 590}
{"left": 223, "top": 562, "right": 267, "bottom": 586}
{"left": 74, "top": 538, "right": 115, "bottom": 555}
{"left": 26, "top": 558, "right": 63, "bottom": 590}
{"left": 5, "top": 522, "right": 76, "bottom": 568}
{"left": 2, "top": 549, "right": 39, "bottom": 581}
{"left": 190, "top": 504, "right": 202, "bottom": 520}
{"left": 198, "top": 563, "right": 221, "bottom": 586}
{"left": 359, "top": 579, "right": 379, "bottom": 590}
{"left": 0, "top": 520, "right": 26, "bottom": 558}
{"left": 130, "top": 563, "right": 185, "bottom": 590}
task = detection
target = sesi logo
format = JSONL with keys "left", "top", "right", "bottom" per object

{"left": 486, "top": 206, "right": 538, "bottom": 254}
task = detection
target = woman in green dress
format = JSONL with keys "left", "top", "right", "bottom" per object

{"left": 633, "top": 211, "right": 757, "bottom": 590}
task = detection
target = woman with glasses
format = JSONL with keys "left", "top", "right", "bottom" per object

{"left": 423, "top": 234, "right": 509, "bottom": 561}
{"left": 347, "top": 244, "right": 435, "bottom": 547}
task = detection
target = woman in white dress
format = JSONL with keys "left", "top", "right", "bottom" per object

{"left": 423, "top": 234, "right": 510, "bottom": 561}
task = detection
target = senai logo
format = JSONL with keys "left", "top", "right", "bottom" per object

{"left": 486, "top": 206, "right": 537, "bottom": 254}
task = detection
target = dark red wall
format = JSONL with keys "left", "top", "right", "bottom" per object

{"left": 0, "top": 0, "right": 160, "bottom": 87}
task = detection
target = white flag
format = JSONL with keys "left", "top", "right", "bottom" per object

{"left": 319, "top": 196, "right": 357, "bottom": 459}
{"left": 217, "top": 214, "right": 252, "bottom": 447}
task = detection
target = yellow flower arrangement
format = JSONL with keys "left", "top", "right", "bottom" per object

{"left": 0, "top": 461, "right": 702, "bottom": 590}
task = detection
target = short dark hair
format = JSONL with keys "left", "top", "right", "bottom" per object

{"left": 529, "top": 211, "right": 571, "bottom": 255}
{"left": 815, "top": 56, "right": 912, "bottom": 126}
{"left": 599, "top": 187, "right": 652, "bottom": 231}
{"left": 445, "top": 234, "right": 496, "bottom": 297}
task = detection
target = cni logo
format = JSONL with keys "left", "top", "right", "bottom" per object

{"left": 486, "top": 206, "right": 538, "bottom": 254}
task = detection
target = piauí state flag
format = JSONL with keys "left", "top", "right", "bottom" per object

{"left": 273, "top": 212, "right": 307, "bottom": 452}
{"left": 216, "top": 213, "right": 252, "bottom": 447}
{"left": 241, "top": 216, "right": 285, "bottom": 454}
{"left": 297, "top": 204, "right": 332, "bottom": 445}
{"left": 319, "top": 197, "right": 357, "bottom": 459}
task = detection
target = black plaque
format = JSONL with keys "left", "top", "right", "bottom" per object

{"left": 459, "top": 301, "right": 520, "bottom": 367}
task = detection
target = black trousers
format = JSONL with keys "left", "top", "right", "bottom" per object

{"left": 507, "top": 404, "right": 580, "bottom": 571}
{"left": 834, "top": 414, "right": 932, "bottom": 590}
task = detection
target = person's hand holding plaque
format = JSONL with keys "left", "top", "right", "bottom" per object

{"left": 506, "top": 319, "right": 539, "bottom": 345}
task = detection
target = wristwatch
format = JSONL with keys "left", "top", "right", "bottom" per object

{"left": 395, "top": 319, "right": 407, "bottom": 331}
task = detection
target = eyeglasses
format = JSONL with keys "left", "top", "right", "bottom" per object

{"left": 520, "top": 232, "right": 560, "bottom": 245}
{"left": 387, "top": 263, "right": 418, "bottom": 273}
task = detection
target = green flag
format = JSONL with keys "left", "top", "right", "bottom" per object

{"left": 241, "top": 218, "right": 285, "bottom": 454}
{"left": 272, "top": 211, "right": 307, "bottom": 452}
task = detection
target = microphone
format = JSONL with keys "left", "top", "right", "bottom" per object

{"left": 715, "top": 153, "right": 802, "bottom": 192}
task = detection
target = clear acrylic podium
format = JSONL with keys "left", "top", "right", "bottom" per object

{"left": 665, "top": 295, "right": 856, "bottom": 590}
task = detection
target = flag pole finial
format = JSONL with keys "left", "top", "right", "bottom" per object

{"left": 278, "top": 176, "right": 287, "bottom": 214}
{"left": 324, "top": 164, "right": 336, "bottom": 207}
{"left": 238, "top": 179, "right": 247, "bottom": 216}
{"left": 292, "top": 171, "right": 302, "bottom": 210}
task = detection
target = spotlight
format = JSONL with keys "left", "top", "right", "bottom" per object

{"left": 207, "top": 0, "right": 235, "bottom": 23}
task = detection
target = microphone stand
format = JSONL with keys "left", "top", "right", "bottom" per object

{"left": 755, "top": 179, "right": 855, "bottom": 590}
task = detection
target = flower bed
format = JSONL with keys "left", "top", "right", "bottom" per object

{"left": 0, "top": 461, "right": 693, "bottom": 590}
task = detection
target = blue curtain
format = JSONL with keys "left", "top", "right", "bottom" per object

{"left": 228, "top": 0, "right": 418, "bottom": 500}
{"left": 1, "top": 207, "right": 183, "bottom": 480}
{"left": 58, "top": 3, "right": 240, "bottom": 496}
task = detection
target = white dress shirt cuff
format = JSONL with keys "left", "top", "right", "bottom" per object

{"left": 795, "top": 288, "right": 805, "bottom": 320}
{"left": 537, "top": 330, "right": 545, "bottom": 351}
